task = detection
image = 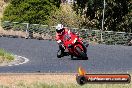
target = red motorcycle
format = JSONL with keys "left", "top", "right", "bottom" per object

{"left": 59, "top": 33, "right": 88, "bottom": 60}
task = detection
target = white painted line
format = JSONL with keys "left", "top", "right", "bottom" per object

{"left": 16, "top": 55, "right": 29, "bottom": 65}
{"left": 8, "top": 65, "right": 12, "bottom": 67}
{"left": 7, "top": 55, "right": 29, "bottom": 66}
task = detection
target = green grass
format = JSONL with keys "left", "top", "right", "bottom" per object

{"left": 0, "top": 48, "right": 14, "bottom": 62}
{"left": 0, "top": 85, "right": 9, "bottom": 88}
{"left": 17, "top": 83, "right": 131, "bottom": 88}
{"left": 0, "top": 82, "right": 131, "bottom": 88}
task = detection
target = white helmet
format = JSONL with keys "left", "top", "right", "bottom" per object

{"left": 56, "top": 24, "right": 64, "bottom": 33}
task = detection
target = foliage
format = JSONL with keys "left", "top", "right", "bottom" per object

{"left": 73, "top": 0, "right": 132, "bottom": 32}
{"left": 49, "top": 4, "right": 84, "bottom": 28}
{"left": 2, "top": 0, "right": 61, "bottom": 24}
{"left": 2, "top": 0, "right": 10, "bottom": 3}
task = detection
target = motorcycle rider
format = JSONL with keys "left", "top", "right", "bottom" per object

{"left": 55, "top": 24, "right": 88, "bottom": 58}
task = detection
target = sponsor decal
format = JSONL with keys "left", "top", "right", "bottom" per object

{"left": 76, "top": 67, "right": 131, "bottom": 85}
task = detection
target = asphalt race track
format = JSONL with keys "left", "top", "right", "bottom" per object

{"left": 0, "top": 37, "right": 132, "bottom": 73}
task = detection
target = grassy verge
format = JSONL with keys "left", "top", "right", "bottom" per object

{"left": 17, "top": 83, "right": 132, "bottom": 88}
{"left": 0, "top": 49, "right": 14, "bottom": 63}
{"left": 0, "top": 73, "right": 131, "bottom": 88}
{"left": 0, "top": 82, "right": 131, "bottom": 88}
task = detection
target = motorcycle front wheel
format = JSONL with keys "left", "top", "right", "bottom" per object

{"left": 75, "top": 46, "right": 88, "bottom": 60}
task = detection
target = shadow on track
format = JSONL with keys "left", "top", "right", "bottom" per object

{"left": 71, "top": 57, "right": 88, "bottom": 60}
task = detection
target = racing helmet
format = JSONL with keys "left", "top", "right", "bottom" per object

{"left": 56, "top": 24, "right": 64, "bottom": 35}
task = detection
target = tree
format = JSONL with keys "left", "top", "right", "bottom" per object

{"left": 73, "top": 0, "right": 131, "bottom": 32}
{"left": 104, "top": 0, "right": 131, "bottom": 32}
{"left": 2, "top": 0, "right": 61, "bottom": 24}
{"left": 49, "top": 4, "right": 84, "bottom": 28}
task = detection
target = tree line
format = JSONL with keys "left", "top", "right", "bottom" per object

{"left": 74, "top": 0, "right": 131, "bottom": 32}
{"left": 2, "top": 0, "right": 132, "bottom": 32}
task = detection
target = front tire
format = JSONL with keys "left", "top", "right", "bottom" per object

{"left": 75, "top": 47, "right": 88, "bottom": 60}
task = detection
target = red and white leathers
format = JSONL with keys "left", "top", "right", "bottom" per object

{"left": 55, "top": 27, "right": 72, "bottom": 57}
{"left": 55, "top": 27, "right": 84, "bottom": 45}
{"left": 55, "top": 27, "right": 72, "bottom": 44}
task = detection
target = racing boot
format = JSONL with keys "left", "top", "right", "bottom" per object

{"left": 57, "top": 49, "right": 69, "bottom": 58}
{"left": 57, "top": 49, "right": 63, "bottom": 58}
{"left": 57, "top": 44, "right": 65, "bottom": 58}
